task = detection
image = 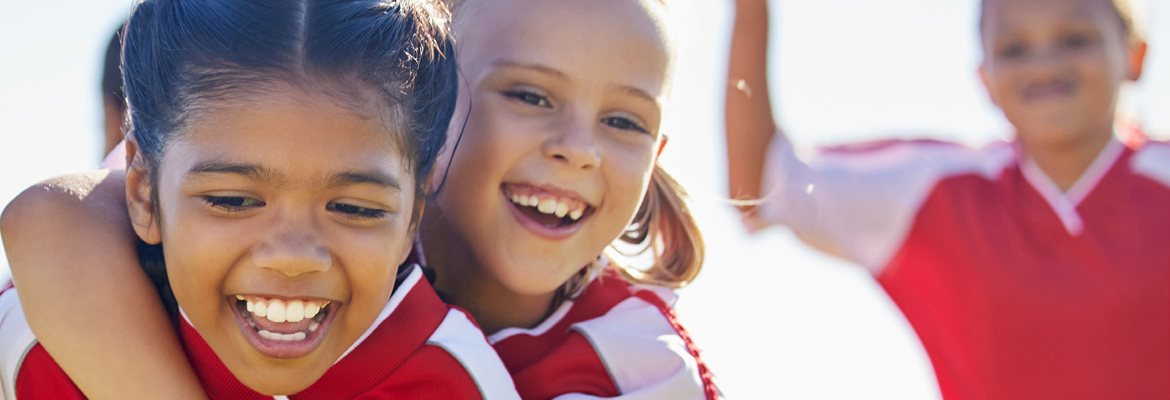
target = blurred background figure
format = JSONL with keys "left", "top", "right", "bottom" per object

{"left": 99, "top": 27, "right": 126, "bottom": 161}
{"left": 725, "top": 0, "right": 1168, "bottom": 399}
{"left": 99, "top": 26, "right": 128, "bottom": 169}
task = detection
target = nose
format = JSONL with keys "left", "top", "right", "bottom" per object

{"left": 252, "top": 222, "right": 331, "bottom": 277}
{"left": 1025, "top": 46, "right": 1069, "bottom": 75}
{"left": 542, "top": 111, "right": 602, "bottom": 170}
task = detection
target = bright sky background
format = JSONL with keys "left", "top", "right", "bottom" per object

{"left": 0, "top": 0, "right": 1166, "bottom": 398}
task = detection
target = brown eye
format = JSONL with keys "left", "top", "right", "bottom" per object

{"left": 203, "top": 195, "right": 263, "bottom": 211}
{"left": 327, "top": 202, "right": 387, "bottom": 220}
{"left": 999, "top": 42, "right": 1026, "bottom": 58}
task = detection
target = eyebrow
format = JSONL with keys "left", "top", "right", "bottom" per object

{"left": 188, "top": 161, "right": 288, "bottom": 186}
{"left": 324, "top": 171, "right": 401, "bottom": 191}
{"left": 187, "top": 161, "right": 400, "bottom": 191}
{"left": 491, "top": 59, "right": 566, "bottom": 79}
{"left": 618, "top": 85, "right": 663, "bottom": 112}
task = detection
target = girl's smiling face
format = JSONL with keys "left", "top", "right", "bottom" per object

{"left": 425, "top": 0, "right": 673, "bottom": 300}
{"left": 128, "top": 83, "right": 417, "bottom": 395}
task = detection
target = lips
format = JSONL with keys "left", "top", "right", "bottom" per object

{"left": 230, "top": 295, "right": 339, "bottom": 359}
{"left": 1022, "top": 79, "right": 1076, "bottom": 101}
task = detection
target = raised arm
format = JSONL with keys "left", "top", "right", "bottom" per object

{"left": 0, "top": 170, "right": 207, "bottom": 399}
{"left": 722, "top": 1, "right": 989, "bottom": 271}
{"left": 724, "top": 0, "right": 776, "bottom": 223}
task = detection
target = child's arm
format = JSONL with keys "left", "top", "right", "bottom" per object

{"left": 724, "top": 0, "right": 980, "bottom": 270}
{"left": 724, "top": 0, "right": 776, "bottom": 222}
{"left": 0, "top": 170, "right": 208, "bottom": 399}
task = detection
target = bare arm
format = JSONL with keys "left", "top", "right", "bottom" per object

{"left": 723, "top": 2, "right": 972, "bottom": 270}
{"left": 724, "top": 0, "right": 777, "bottom": 224}
{"left": 0, "top": 170, "right": 207, "bottom": 399}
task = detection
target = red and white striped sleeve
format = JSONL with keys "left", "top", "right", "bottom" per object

{"left": 558, "top": 286, "right": 720, "bottom": 400}
{"left": 754, "top": 134, "right": 1014, "bottom": 272}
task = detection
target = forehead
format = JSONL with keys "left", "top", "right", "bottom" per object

{"left": 456, "top": 0, "right": 674, "bottom": 98}
{"left": 982, "top": 0, "right": 1123, "bottom": 33}
{"left": 171, "top": 85, "right": 409, "bottom": 180}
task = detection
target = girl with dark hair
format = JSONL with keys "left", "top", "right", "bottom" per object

{"left": 2, "top": 0, "right": 717, "bottom": 398}
{"left": 0, "top": 0, "right": 517, "bottom": 398}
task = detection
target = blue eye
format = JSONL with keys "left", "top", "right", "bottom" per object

{"left": 503, "top": 90, "right": 551, "bottom": 108}
{"left": 601, "top": 116, "right": 648, "bottom": 134}
{"left": 327, "top": 202, "right": 387, "bottom": 220}
{"left": 203, "top": 195, "right": 263, "bottom": 211}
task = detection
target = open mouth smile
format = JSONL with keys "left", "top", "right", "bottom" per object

{"left": 230, "top": 295, "right": 339, "bottom": 359}
{"left": 502, "top": 183, "right": 595, "bottom": 237}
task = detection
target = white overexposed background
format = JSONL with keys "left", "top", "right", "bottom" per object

{"left": 0, "top": 0, "right": 1166, "bottom": 399}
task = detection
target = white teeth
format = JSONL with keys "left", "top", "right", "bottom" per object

{"left": 527, "top": 196, "right": 539, "bottom": 206}
{"left": 555, "top": 202, "right": 569, "bottom": 218}
{"left": 309, "top": 322, "right": 320, "bottom": 332}
{"left": 569, "top": 208, "right": 584, "bottom": 220}
{"left": 511, "top": 194, "right": 521, "bottom": 205}
{"left": 257, "top": 330, "right": 308, "bottom": 342}
{"left": 537, "top": 198, "right": 557, "bottom": 214}
{"left": 305, "top": 302, "right": 320, "bottom": 319}
{"left": 255, "top": 301, "right": 268, "bottom": 318}
{"left": 246, "top": 299, "right": 255, "bottom": 312}
{"left": 286, "top": 300, "right": 305, "bottom": 322}
{"left": 266, "top": 300, "right": 287, "bottom": 323}
{"left": 235, "top": 295, "right": 245, "bottom": 301}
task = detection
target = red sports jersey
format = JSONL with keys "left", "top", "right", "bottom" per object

{"left": 487, "top": 267, "right": 720, "bottom": 400}
{"left": 756, "top": 127, "right": 1170, "bottom": 400}
{"left": 0, "top": 266, "right": 521, "bottom": 400}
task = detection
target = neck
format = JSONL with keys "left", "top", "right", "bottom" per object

{"left": 1019, "top": 125, "right": 1114, "bottom": 192}
{"left": 419, "top": 216, "right": 556, "bottom": 336}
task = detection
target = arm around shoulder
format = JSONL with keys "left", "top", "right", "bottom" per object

{"left": 0, "top": 170, "right": 209, "bottom": 400}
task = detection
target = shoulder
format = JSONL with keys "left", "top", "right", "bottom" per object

{"left": 0, "top": 170, "right": 128, "bottom": 241}
{"left": 1130, "top": 139, "right": 1170, "bottom": 189}
{"left": 0, "top": 289, "right": 85, "bottom": 400}
{"left": 423, "top": 307, "right": 519, "bottom": 400}
{"left": 814, "top": 138, "right": 1014, "bottom": 178}
{"left": 340, "top": 267, "right": 518, "bottom": 400}
{"left": 568, "top": 281, "right": 719, "bottom": 399}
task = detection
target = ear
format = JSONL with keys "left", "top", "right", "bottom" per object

{"left": 124, "top": 140, "right": 162, "bottom": 245}
{"left": 656, "top": 134, "right": 669, "bottom": 161}
{"left": 1126, "top": 40, "right": 1147, "bottom": 81}
{"left": 978, "top": 64, "right": 1000, "bottom": 107}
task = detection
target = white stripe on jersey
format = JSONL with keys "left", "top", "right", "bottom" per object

{"left": 1132, "top": 142, "right": 1170, "bottom": 188}
{"left": 568, "top": 290, "right": 708, "bottom": 400}
{"left": 0, "top": 290, "right": 39, "bottom": 400}
{"left": 426, "top": 310, "right": 520, "bottom": 400}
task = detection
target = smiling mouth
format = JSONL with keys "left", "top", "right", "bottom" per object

{"left": 1022, "top": 80, "right": 1076, "bottom": 102}
{"left": 230, "top": 295, "right": 337, "bottom": 359}
{"left": 502, "top": 184, "right": 595, "bottom": 229}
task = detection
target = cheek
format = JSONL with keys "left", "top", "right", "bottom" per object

{"left": 603, "top": 144, "right": 656, "bottom": 218}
